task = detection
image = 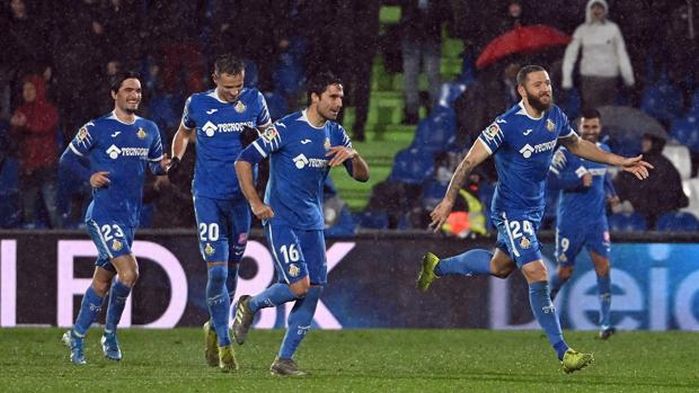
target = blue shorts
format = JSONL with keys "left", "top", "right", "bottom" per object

{"left": 265, "top": 222, "right": 327, "bottom": 285}
{"left": 555, "top": 222, "right": 610, "bottom": 267}
{"left": 193, "top": 195, "right": 251, "bottom": 263}
{"left": 85, "top": 219, "right": 135, "bottom": 272}
{"left": 493, "top": 211, "right": 543, "bottom": 267}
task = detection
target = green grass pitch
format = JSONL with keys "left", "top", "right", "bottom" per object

{"left": 1, "top": 328, "right": 697, "bottom": 392}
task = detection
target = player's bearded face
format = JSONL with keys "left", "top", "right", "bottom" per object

{"left": 524, "top": 85, "right": 552, "bottom": 112}
{"left": 316, "top": 84, "right": 344, "bottom": 121}
{"left": 115, "top": 78, "right": 142, "bottom": 113}
{"left": 580, "top": 117, "right": 601, "bottom": 142}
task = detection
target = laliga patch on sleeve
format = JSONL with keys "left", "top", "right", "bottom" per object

{"left": 483, "top": 123, "right": 501, "bottom": 140}
{"left": 77, "top": 126, "right": 91, "bottom": 144}
{"left": 261, "top": 126, "right": 278, "bottom": 142}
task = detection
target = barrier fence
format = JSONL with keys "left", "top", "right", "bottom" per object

{"left": 1, "top": 230, "right": 698, "bottom": 331}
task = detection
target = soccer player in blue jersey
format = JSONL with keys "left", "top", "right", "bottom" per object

{"left": 59, "top": 72, "right": 170, "bottom": 365}
{"left": 547, "top": 109, "right": 618, "bottom": 340}
{"left": 416, "top": 65, "right": 652, "bottom": 373}
{"left": 169, "top": 54, "right": 272, "bottom": 371}
{"left": 232, "top": 72, "right": 370, "bottom": 376}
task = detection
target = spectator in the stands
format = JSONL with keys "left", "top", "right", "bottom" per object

{"left": 400, "top": 0, "right": 451, "bottom": 124}
{"left": 10, "top": 74, "right": 61, "bottom": 228}
{"left": 614, "top": 133, "right": 688, "bottom": 228}
{"left": 561, "top": 0, "right": 634, "bottom": 111}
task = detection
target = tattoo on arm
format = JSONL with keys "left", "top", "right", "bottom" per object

{"left": 445, "top": 159, "right": 474, "bottom": 202}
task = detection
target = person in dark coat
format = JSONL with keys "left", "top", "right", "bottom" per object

{"left": 615, "top": 133, "right": 688, "bottom": 228}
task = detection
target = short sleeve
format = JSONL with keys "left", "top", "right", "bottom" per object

{"left": 477, "top": 121, "right": 505, "bottom": 154}
{"left": 148, "top": 123, "right": 164, "bottom": 161}
{"left": 68, "top": 121, "right": 97, "bottom": 157}
{"left": 256, "top": 91, "right": 271, "bottom": 127}
{"left": 181, "top": 96, "right": 195, "bottom": 130}
{"left": 557, "top": 111, "right": 577, "bottom": 140}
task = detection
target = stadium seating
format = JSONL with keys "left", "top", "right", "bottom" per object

{"left": 0, "top": 157, "right": 21, "bottom": 228}
{"left": 411, "top": 108, "right": 457, "bottom": 154}
{"left": 662, "top": 143, "right": 692, "bottom": 180}
{"left": 681, "top": 177, "right": 699, "bottom": 220}
{"left": 263, "top": 91, "right": 288, "bottom": 122}
{"left": 669, "top": 115, "right": 699, "bottom": 152}
{"left": 354, "top": 210, "right": 389, "bottom": 229}
{"left": 389, "top": 148, "right": 435, "bottom": 185}
{"left": 640, "top": 77, "right": 683, "bottom": 125}
{"left": 656, "top": 211, "right": 699, "bottom": 231}
{"left": 608, "top": 212, "right": 647, "bottom": 232}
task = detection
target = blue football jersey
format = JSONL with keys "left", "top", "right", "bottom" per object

{"left": 478, "top": 101, "right": 577, "bottom": 219}
{"left": 549, "top": 142, "right": 616, "bottom": 228}
{"left": 247, "top": 110, "right": 353, "bottom": 230}
{"left": 67, "top": 112, "right": 164, "bottom": 227}
{"left": 182, "top": 88, "right": 271, "bottom": 199}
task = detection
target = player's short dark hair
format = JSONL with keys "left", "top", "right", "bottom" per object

{"left": 516, "top": 65, "right": 546, "bottom": 86}
{"left": 580, "top": 108, "right": 601, "bottom": 120}
{"left": 214, "top": 53, "right": 245, "bottom": 76}
{"left": 110, "top": 71, "right": 140, "bottom": 94}
{"left": 306, "top": 71, "right": 342, "bottom": 104}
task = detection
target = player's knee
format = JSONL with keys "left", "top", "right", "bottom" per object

{"left": 207, "top": 265, "right": 228, "bottom": 286}
{"left": 91, "top": 280, "right": 111, "bottom": 296}
{"left": 492, "top": 264, "right": 515, "bottom": 278}
{"left": 118, "top": 268, "right": 139, "bottom": 287}
{"left": 595, "top": 262, "right": 610, "bottom": 277}
{"left": 558, "top": 267, "right": 573, "bottom": 281}
{"left": 289, "top": 280, "right": 311, "bottom": 298}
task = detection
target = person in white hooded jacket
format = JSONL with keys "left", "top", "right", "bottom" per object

{"left": 561, "top": 0, "right": 634, "bottom": 110}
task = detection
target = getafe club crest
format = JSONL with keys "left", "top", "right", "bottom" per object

{"left": 234, "top": 101, "right": 246, "bottom": 113}
{"left": 288, "top": 264, "right": 300, "bottom": 277}
{"left": 546, "top": 119, "right": 555, "bottom": 132}
{"left": 137, "top": 127, "right": 147, "bottom": 139}
{"left": 111, "top": 239, "right": 123, "bottom": 251}
{"left": 520, "top": 237, "right": 531, "bottom": 249}
{"left": 204, "top": 243, "right": 215, "bottom": 256}
{"left": 323, "top": 138, "right": 331, "bottom": 151}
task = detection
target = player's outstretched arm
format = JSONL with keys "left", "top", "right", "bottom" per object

{"left": 429, "top": 139, "right": 490, "bottom": 232}
{"left": 560, "top": 136, "right": 653, "bottom": 180}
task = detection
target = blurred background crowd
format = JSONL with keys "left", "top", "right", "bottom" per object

{"left": 1, "top": 0, "right": 698, "bottom": 235}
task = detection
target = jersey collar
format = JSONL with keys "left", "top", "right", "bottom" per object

{"left": 108, "top": 111, "right": 139, "bottom": 125}
{"left": 299, "top": 109, "right": 327, "bottom": 130}
{"left": 516, "top": 100, "right": 545, "bottom": 120}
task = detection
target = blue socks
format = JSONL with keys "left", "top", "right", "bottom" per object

{"left": 279, "top": 286, "right": 322, "bottom": 359}
{"left": 434, "top": 249, "right": 492, "bottom": 277}
{"left": 206, "top": 265, "right": 231, "bottom": 346}
{"left": 73, "top": 286, "right": 104, "bottom": 336}
{"left": 227, "top": 263, "right": 239, "bottom": 303}
{"left": 597, "top": 274, "right": 612, "bottom": 329}
{"left": 528, "top": 281, "right": 569, "bottom": 360}
{"left": 249, "top": 283, "right": 297, "bottom": 313}
{"left": 105, "top": 280, "right": 132, "bottom": 333}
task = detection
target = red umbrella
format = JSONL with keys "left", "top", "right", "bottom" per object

{"left": 476, "top": 24, "right": 571, "bottom": 69}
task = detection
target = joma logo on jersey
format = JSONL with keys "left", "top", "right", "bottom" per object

{"left": 106, "top": 144, "right": 149, "bottom": 160}
{"left": 202, "top": 120, "right": 255, "bottom": 137}
{"left": 519, "top": 140, "right": 557, "bottom": 158}
{"left": 292, "top": 154, "right": 327, "bottom": 169}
